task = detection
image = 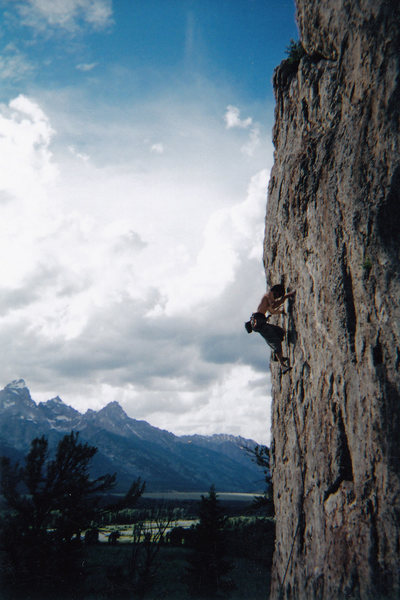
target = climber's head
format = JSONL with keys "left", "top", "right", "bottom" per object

{"left": 271, "top": 284, "right": 285, "bottom": 299}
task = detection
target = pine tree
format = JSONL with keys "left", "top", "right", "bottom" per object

{"left": 0, "top": 431, "right": 144, "bottom": 598}
{"left": 186, "top": 485, "right": 233, "bottom": 598}
{"left": 246, "top": 444, "right": 274, "bottom": 514}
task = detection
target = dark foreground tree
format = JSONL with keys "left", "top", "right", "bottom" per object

{"left": 186, "top": 485, "right": 233, "bottom": 598}
{"left": 245, "top": 444, "right": 274, "bottom": 514}
{"left": 129, "top": 503, "right": 175, "bottom": 598}
{"left": 0, "top": 431, "right": 144, "bottom": 599}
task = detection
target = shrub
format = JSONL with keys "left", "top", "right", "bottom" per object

{"left": 362, "top": 257, "right": 373, "bottom": 271}
{"left": 285, "top": 39, "right": 306, "bottom": 64}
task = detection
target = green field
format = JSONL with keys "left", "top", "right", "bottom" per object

{"left": 142, "top": 492, "right": 260, "bottom": 502}
{"left": 82, "top": 544, "right": 272, "bottom": 600}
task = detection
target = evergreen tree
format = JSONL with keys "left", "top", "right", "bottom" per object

{"left": 186, "top": 485, "right": 233, "bottom": 598}
{"left": 0, "top": 431, "right": 144, "bottom": 598}
{"left": 245, "top": 444, "right": 274, "bottom": 514}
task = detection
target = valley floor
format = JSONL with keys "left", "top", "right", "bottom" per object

{"left": 83, "top": 544, "right": 271, "bottom": 600}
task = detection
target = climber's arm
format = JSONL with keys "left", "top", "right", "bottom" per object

{"left": 272, "top": 290, "right": 296, "bottom": 306}
{"left": 270, "top": 290, "right": 296, "bottom": 313}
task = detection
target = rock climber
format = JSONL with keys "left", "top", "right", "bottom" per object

{"left": 245, "top": 285, "right": 296, "bottom": 374}
{"left": 257, "top": 284, "right": 296, "bottom": 316}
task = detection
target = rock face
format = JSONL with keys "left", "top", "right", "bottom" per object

{"left": 264, "top": 1, "right": 400, "bottom": 598}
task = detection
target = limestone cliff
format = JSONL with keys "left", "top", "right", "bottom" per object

{"left": 264, "top": 1, "right": 400, "bottom": 598}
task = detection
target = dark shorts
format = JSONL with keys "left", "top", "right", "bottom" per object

{"left": 251, "top": 314, "right": 284, "bottom": 354}
{"left": 258, "top": 323, "right": 284, "bottom": 353}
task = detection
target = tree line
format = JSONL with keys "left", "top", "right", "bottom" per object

{"left": 0, "top": 431, "right": 274, "bottom": 599}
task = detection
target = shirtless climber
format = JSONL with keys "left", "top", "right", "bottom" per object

{"left": 257, "top": 284, "right": 296, "bottom": 316}
{"left": 245, "top": 285, "right": 296, "bottom": 374}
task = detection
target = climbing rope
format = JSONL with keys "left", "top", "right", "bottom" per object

{"left": 281, "top": 520, "right": 300, "bottom": 590}
{"left": 291, "top": 401, "right": 305, "bottom": 488}
{"left": 278, "top": 397, "right": 305, "bottom": 597}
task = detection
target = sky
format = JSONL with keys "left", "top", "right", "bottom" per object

{"left": 0, "top": 0, "right": 298, "bottom": 445}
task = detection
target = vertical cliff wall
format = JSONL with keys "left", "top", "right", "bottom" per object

{"left": 264, "top": 1, "right": 400, "bottom": 599}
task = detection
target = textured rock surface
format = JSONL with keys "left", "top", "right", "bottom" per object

{"left": 264, "top": 1, "right": 400, "bottom": 598}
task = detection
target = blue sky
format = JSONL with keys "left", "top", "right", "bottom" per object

{"left": 0, "top": 0, "right": 298, "bottom": 444}
{"left": 1, "top": 1, "right": 297, "bottom": 104}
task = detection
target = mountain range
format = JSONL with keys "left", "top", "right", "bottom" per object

{"left": 0, "top": 380, "right": 264, "bottom": 493}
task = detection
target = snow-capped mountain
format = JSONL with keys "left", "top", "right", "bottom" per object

{"left": 0, "top": 379, "right": 39, "bottom": 417}
{"left": 0, "top": 380, "right": 264, "bottom": 493}
{"left": 38, "top": 396, "right": 81, "bottom": 428}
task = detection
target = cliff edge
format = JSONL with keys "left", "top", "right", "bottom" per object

{"left": 264, "top": 1, "right": 400, "bottom": 598}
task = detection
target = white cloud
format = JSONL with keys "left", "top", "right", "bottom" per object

{"left": 163, "top": 168, "right": 268, "bottom": 314}
{"left": 76, "top": 62, "right": 98, "bottom": 72}
{"left": 224, "top": 105, "right": 252, "bottom": 129}
{"left": 241, "top": 126, "right": 261, "bottom": 157}
{"left": 0, "top": 95, "right": 57, "bottom": 217}
{"left": 225, "top": 105, "right": 261, "bottom": 158}
{"left": 0, "top": 92, "right": 274, "bottom": 444}
{"left": 68, "top": 144, "right": 90, "bottom": 161}
{"left": 0, "top": 95, "right": 57, "bottom": 193}
{"left": 139, "top": 366, "right": 272, "bottom": 443}
{"left": 0, "top": 97, "right": 60, "bottom": 309}
{"left": 16, "top": 0, "right": 113, "bottom": 32}
{"left": 0, "top": 47, "right": 34, "bottom": 81}
{"left": 150, "top": 142, "right": 164, "bottom": 154}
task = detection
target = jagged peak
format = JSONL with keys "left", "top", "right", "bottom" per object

{"left": 49, "top": 396, "right": 64, "bottom": 404}
{"left": 0, "top": 380, "right": 36, "bottom": 412}
{"left": 39, "top": 395, "right": 64, "bottom": 406}
{"left": 1, "top": 380, "right": 34, "bottom": 405}
{"left": 5, "top": 379, "right": 27, "bottom": 390}
{"left": 98, "top": 401, "right": 128, "bottom": 418}
{"left": 181, "top": 432, "right": 256, "bottom": 445}
{"left": 38, "top": 396, "right": 80, "bottom": 417}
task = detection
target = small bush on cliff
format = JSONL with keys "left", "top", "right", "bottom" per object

{"left": 362, "top": 257, "right": 373, "bottom": 272}
{"left": 285, "top": 39, "right": 306, "bottom": 64}
{"left": 275, "top": 39, "right": 307, "bottom": 87}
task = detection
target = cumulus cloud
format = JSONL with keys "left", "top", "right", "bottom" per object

{"left": 113, "top": 230, "right": 147, "bottom": 253}
{"left": 0, "top": 95, "right": 57, "bottom": 198}
{"left": 0, "top": 92, "right": 274, "bottom": 444}
{"left": 241, "top": 126, "right": 261, "bottom": 157}
{"left": 163, "top": 168, "right": 268, "bottom": 315}
{"left": 224, "top": 105, "right": 252, "bottom": 129}
{"left": 0, "top": 95, "right": 58, "bottom": 291}
{"left": 0, "top": 272, "right": 272, "bottom": 442}
{"left": 15, "top": 0, "right": 113, "bottom": 32}
{"left": 224, "top": 105, "right": 262, "bottom": 158}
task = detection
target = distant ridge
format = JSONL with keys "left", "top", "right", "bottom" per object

{"left": 0, "top": 380, "right": 264, "bottom": 493}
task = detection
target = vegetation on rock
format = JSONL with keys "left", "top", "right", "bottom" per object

{"left": 285, "top": 39, "right": 306, "bottom": 64}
